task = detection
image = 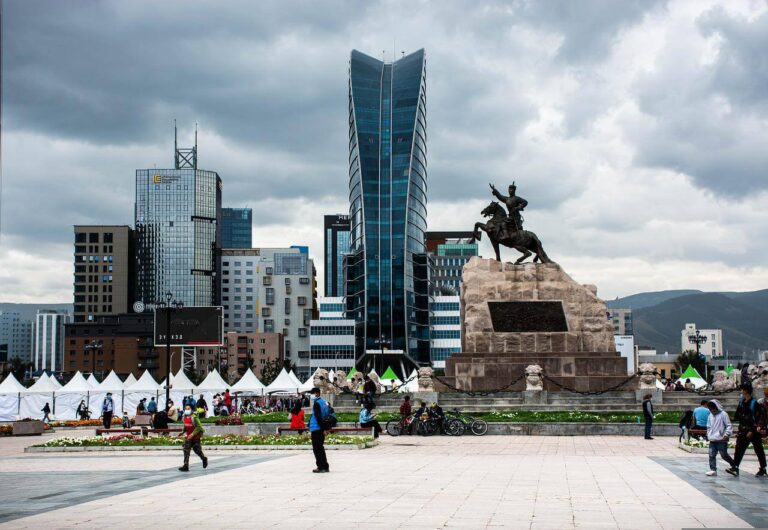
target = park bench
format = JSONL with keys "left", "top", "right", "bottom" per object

{"left": 95, "top": 428, "right": 142, "bottom": 436}
{"left": 276, "top": 426, "right": 373, "bottom": 436}
{"left": 142, "top": 427, "right": 183, "bottom": 436}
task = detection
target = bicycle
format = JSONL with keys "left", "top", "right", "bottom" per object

{"left": 445, "top": 408, "right": 488, "bottom": 436}
{"left": 386, "top": 415, "right": 414, "bottom": 436}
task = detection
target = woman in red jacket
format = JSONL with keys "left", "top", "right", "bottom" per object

{"left": 289, "top": 402, "right": 306, "bottom": 434}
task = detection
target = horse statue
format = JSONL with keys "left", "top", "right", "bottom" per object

{"left": 472, "top": 201, "right": 552, "bottom": 263}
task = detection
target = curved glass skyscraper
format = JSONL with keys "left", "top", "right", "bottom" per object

{"left": 346, "top": 49, "right": 430, "bottom": 366}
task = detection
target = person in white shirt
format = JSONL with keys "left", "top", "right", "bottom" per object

{"left": 705, "top": 399, "right": 735, "bottom": 476}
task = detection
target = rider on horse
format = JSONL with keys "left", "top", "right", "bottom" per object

{"left": 489, "top": 182, "right": 527, "bottom": 238}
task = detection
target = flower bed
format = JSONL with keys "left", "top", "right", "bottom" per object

{"left": 33, "top": 433, "right": 373, "bottom": 448}
{"left": 49, "top": 418, "right": 122, "bottom": 428}
{"left": 215, "top": 416, "right": 243, "bottom": 426}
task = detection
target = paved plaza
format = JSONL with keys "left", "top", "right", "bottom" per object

{"left": 1, "top": 433, "right": 767, "bottom": 529}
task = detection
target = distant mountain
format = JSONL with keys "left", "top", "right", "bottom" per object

{"left": 632, "top": 292, "right": 768, "bottom": 355}
{"left": 0, "top": 303, "right": 73, "bottom": 321}
{"left": 607, "top": 290, "right": 702, "bottom": 309}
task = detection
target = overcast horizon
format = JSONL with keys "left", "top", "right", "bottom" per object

{"left": 1, "top": 0, "right": 767, "bottom": 303}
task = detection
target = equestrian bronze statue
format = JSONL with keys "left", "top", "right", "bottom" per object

{"left": 472, "top": 182, "right": 552, "bottom": 264}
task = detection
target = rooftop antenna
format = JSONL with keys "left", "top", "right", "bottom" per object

{"left": 174, "top": 120, "right": 198, "bottom": 170}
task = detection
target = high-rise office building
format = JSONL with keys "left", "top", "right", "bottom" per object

{"left": 426, "top": 231, "right": 478, "bottom": 295}
{"left": 73, "top": 225, "right": 134, "bottom": 323}
{"left": 221, "top": 208, "right": 252, "bottom": 249}
{"left": 219, "top": 247, "right": 317, "bottom": 378}
{"left": 134, "top": 133, "right": 222, "bottom": 307}
{"left": 323, "top": 214, "right": 350, "bottom": 297}
{"left": 0, "top": 311, "right": 33, "bottom": 364}
{"left": 34, "top": 309, "right": 71, "bottom": 372}
{"left": 346, "top": 48, "right": 430, "bottom": 368}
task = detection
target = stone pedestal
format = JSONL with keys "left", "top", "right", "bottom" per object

{"left": 444, "top": 258, "right": 630, "bottom": 392}
{"left": 523, "top": 390, "right": 548, "bottom": 405}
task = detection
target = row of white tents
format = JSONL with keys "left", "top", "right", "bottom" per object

{"left": 0, "top": 367, "right": 419, "bottom": 422}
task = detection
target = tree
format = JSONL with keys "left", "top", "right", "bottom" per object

{"left": 675, "top": 350, "right": 707, "bottom": 380}
{"left": 1, "top": 356, "right": 32, "bottom": 383}
{"left": 260, "top": 358, "right": 282, "bottom": 386}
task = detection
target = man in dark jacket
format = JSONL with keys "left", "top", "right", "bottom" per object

{"left": 309, "top": 387, "right": 330, "bottom": 473}
{"left": 642, "top": 394, "right": 654, "bottom": 440}
{"left": 362, "top": 376, "right": 377, "bottom": 408}
{"left": 726, "top": 383, "right": 766, "bottom": 477}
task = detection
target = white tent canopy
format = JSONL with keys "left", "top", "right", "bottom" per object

{"left": 197, "top": 369, "right": 229, "bottom": 392}
{"left": 231, "top": 369, "right": 266, "bottom": 394}
{"left": 171, "top": 370, "right": 197, "bottom": 392}
{"left": 129, "top": 370, "right": 160, "bottom": 391}
{"left": 299, "top": 369, "right": 319, "bottom": 392}
{"left": 123, "top": 373, "right": 138, "bottom": 387}
{"left": 0, "top": 373, "right": 26, "bottom": 393}
{"left": 98, "top": 370, "right": 124, "bottom": 392}
{"left": 25, "top": 374, "right": 60, "bottom": 393}
{"left": 48, "top": 374, "right": 62, "bottom": 389}
{"left": 398, "top": 369, "right": 419, "bottom": 393}
{"left": 60, "top": 372, "right": 92, "bottom": 393}
{"left": 266, "top": 369, "right": 302, "bottom": 394}
{"left": 288, "top": 370, "right": 303, "bottom": 387}
{"left": 86, "top": 374, "right": 100, "bottom": 388}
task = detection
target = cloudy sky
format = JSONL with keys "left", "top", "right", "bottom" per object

{"left": 1, "top": 0, "right": 767, "bottom": 303}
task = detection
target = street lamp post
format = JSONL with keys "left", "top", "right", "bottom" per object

{"left": 688, "top": 329, "right": 709, "bottom": 381}
{"left": 157, "top": 292, "right": 183, "bottom": 411}
{"left": 84, "top": 340, "right": 103, "bottom": 379}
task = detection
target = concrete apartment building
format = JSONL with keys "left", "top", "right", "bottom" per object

{"left": 607, "top": 308, "right": 633, "bottom": 336}
{"left": 220, "top": 331, "right": 283, "bottom": 382}
{"left": 73, "top": 226, "right": 134, "bottom": 323}
{"left": 0, "top": 311, "right": 34, "bottom": 364}
{"left": 681, "top": 322, "right": 723, "bottom": 357}
{"left": 220, "top": 247, "right": 317, "bottom": 379}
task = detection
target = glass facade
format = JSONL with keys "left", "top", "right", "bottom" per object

{"left": 134, "top": 168, "right": 222, "bottom": 306}
{"left": 220, "top": 208, "right": 252, "bottom": 248}
{"left": 346, "top": 49, "right": 430, "bottom": 363}
{"left": 323, "top": 215, "right": 350, "bottom": 297}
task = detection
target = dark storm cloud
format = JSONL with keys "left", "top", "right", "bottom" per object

{"left": 630, "top": 6, "right": 768, "bottom": 197}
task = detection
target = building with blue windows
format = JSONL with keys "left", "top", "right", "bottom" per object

{"left": 323, "top": 215, "right": 350, "bottom": 297}
{"left": 345, "top": 49, "right": 430, "bottom": 371}
{"left": 426, "top": 231, "right": 478, "bottom": 295}
{"left": 134, "top": 145, "right": 222, "bottom": 307}
{"left": 429, "top": 296, "right": 461, "bottom": 369}
{"left": 309, "top": 297, "right": 355, "bottom": 372}
{"left": 221, "top": 208, "right": 252, "bottom": 249}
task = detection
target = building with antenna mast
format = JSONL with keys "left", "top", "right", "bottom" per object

{"left": 134, "top": 124, "right": 222, "bottom": 308}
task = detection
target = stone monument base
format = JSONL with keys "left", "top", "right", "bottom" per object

{"left": 442, "top": 257, "right": 631, "bottom": 393}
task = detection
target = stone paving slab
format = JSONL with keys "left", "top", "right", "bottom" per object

{"left": 0, "top": 435, "right": 760, "bottom": 529}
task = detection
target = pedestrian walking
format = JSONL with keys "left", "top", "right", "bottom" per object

{"left": 726, "top": 383, "right": 767, "bottom": 477}
{"left": 359, "top": 403, "right": 382, "bottom": 438}
{"left": 178, "top": 403, "right": 208, "bottom": 472}
{"left": 642, "top": 394, "right": 654, "bottom": 440}
{"left": 309, "top": 387, "right": 330, "bottom": 473}
{"left": 705, "top": 399, "right": 734, "bottom": 476}
{"left": 101, "top": 392, "right": 115, "bottom": 429}
{"left": 41, "top": 402, "right": 51, "bottom": 423}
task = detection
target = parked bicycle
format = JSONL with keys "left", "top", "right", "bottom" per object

{"left": 445, "top": 408, "right": 488, "bottom": 436}
{"left": 386, "top": 415, "right": 414, "bottom": 436}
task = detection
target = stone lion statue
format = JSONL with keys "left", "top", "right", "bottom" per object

{"left": 525, "top": 364, "right": 544, "bottom": 391}
{"left": 637, "top": 363, "right": 658, "bottom": 390}
{"left": 335, "top": 370, "right": 350, "bottom": 391}
{"left": 711, "top": 370, "right": 735, "bottom": 392}
{"left": 312, "top": 368, "right": 335, "bottom": 394}
{"left": 727, "top": 369, "right": 741, "bottom": 387}
{"left": 753, "top": 362, "right": 768, "bottom": 394}
{"left": 368, "top": 371, "right": 383, "bottom": 394}
{"left": 417, "top": 367, "right": 435, "bottom": 392}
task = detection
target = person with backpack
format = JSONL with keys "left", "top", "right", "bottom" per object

{"left": 41, "top": 402, "right": 51, "bottom": 423}
{"left": 309, "top": 387, "right": 331, "bottom": 473}
{"left": 726, "top": 383, "right": 767, "bottom": 477}
{"left": 642, "top": 394, "right": 654, "bottom": 440}
{"left": 705, "top": 399, "right": 735, "bottom": 477}
{"left": 177, "top": 403, "right": 208, "bottom": 472}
